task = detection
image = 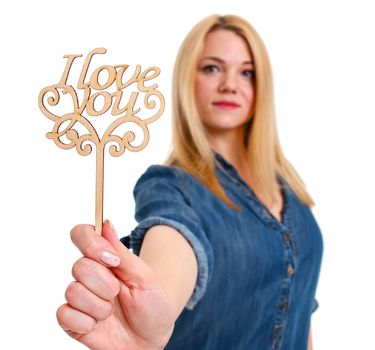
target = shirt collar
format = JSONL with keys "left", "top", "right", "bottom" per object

{"left": 212, "top": 149, "right": 240, "bottom": 179}
{"left": 212, "top": 148, "right": 292, "bottom": 230}
{"left": 212, "top": 148, "right": 288, "bottom": 189}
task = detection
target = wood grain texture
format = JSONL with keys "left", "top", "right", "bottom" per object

{"left": 38, "top": 48, "right": 165, "bottom": 235}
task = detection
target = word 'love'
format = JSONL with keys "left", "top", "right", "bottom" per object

{"left": 58, "top": 47, "right": 161, "bottom": 117}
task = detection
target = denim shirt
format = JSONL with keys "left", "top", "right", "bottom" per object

{"left": 122, "top": 151, "right": 323, "bottom": 350}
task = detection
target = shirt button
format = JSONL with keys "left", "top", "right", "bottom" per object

{"left": 283, "top": 301, "right": 289, "bottom": 310}
{"left": 287, "top": 265, "right": 295, "bottom": 276}
{"left": 283, "top": 233, "right": 292, "bottom": 242}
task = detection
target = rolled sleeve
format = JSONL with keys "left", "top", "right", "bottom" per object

{"left": 129, "top": 165, "right": 213, "bottom": 310}
{"left": 311, "top": 298, "right": 319, "bottom": 314}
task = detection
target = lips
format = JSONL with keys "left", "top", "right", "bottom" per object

{"left": 212, "top": 100, "right": 240, "bottom": 109}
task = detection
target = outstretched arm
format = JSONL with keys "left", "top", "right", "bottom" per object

{"left": 139, "top": 224, "right": 198, "bottom": 320}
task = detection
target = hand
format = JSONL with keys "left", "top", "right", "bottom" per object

{"left": 56, "top": 220, "right": 176, "bottom": 350}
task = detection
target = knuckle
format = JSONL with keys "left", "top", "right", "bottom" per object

{"left": 85, "top": 237, "right": 101, "bottom": 257}
{"left": 106, "top": 279, "right": 121, "bottom": 300}
{"left": 108, "top": 283, "right": 120, "bottom": 300}
{"left": 101, "top": 276, "right": 121, "bottom": 301}
{"left": 97, "top": 278, "right": 120, "bottom": 301}
{"left": 70, "top": 224, "right": 84, "bottom": 242}
{"left": 56, "top": 304, "right": 96, "bottom": 335}
{"left": 65, "top": 281, "right": 82, "bottom": 304}
{"left": 79, "top": 317, "right": 96, "bottom": 334}
{"left": 96, "top": 301, "right": 114, "bottom": 321}
{"left": 56, "top": 304, "right": 69, "bottom": 327}
{"left": 72, "top": 257, "right": 95, "bottom": 279}
{"left": 70, "top": 224, "right": 96, "bottom": 248}
{"left": 114, "top": 278, "right": 121, "bottom": 295}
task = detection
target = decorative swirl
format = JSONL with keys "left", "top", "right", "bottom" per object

{"left": 101, "top": 116, "right": 149, "bottom": 157}
{"left": 142, "top": 90, "right": 165, "bottom": 124}
{"left": 38, "top": 84, "right": 81, "bottom": 121}
{"left": 46, "top": 113, "right": 99, "bottom": 156}
{"left": 65, "top": 130, "right": 94, "bottom": 156}
{"left": 98, "top": 90, "right": 164, "bottom": 157}
{"left": 38, "top": 86, "right": 61, "bottom": 121}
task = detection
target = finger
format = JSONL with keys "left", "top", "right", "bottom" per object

{"left": 72, "top": 257, "right": 120, "bottom": 300}
{"left": 65, "top": 281, "right": 114, "bottom": 321}
{"left": 70, "top": 224, "right": 121, "bottom": 268}
{"left": 56, "top": 303, "right": 96, "bottom": 335}
{"left": 101, "top": 220, "right": 155, "bottom": 286}
{"left": 71, "top": 221, "right": 154, "bottom": 289}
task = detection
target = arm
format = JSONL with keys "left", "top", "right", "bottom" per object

{"left": 308, "top": 327, "right": 313, "bottom": 350}
{"left": 139, "top": 224, "right": 199, "bottom": 321}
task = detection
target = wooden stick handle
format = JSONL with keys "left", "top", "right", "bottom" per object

{"left": 95, "top": 146, "right": 104, "bottom": 235}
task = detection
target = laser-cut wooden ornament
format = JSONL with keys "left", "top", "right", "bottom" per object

{"left": 38, "top": 48, "right": 165, "bottom": 235}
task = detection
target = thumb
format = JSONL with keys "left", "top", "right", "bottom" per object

{"left": 102, "top": 220, "right": 151, "bottom": 286}
{"left": 102, "top": 219, "right": 126, "bottom": 252}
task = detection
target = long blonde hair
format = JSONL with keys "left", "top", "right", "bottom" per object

{"left": 165, "top": 14, "right": 314, "bottom": 210}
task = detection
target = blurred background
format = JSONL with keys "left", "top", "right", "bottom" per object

{"left": 1, "top": 0, "right": 374, "bottom": 348}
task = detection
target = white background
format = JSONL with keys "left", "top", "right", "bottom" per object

{"left": 1, "top": 0, "right": 374, "bottom": 349}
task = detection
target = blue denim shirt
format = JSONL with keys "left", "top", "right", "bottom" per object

{"left": 123, "top": 151, "right": 323, "bottom": 350}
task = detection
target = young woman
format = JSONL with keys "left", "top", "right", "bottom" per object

{"left": 57, "top": 14, "right": 323, "bottom": 350}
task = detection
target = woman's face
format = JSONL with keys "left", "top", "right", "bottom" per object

{"left": 195, "top": 29, "right": 255, "bottom": 137}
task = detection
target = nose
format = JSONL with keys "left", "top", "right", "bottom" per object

{"left": 218, "top": 71, "right": 237, "bottom": 93}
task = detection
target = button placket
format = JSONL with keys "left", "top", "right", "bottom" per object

{"left": 272, "top": 229, "right": 296, "bottom": 349}
{"left": 215, "top": 153, "right": 300, "bottom": 349}
{"left": 218, "top": 158, "right": 298, "bottom": 350}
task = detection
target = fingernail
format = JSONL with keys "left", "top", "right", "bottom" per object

{"left": 107, "top": 220, "right": 118, "bottom": 238}
{"left": 101, "top": 251, "right": 120, "bottom": 267}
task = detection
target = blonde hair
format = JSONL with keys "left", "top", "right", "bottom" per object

{"left": 165, "top": 14, "right": 314, "bottom": 209}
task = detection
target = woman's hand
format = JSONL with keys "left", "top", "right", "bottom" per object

{"left": 56, "top": 220, "right": 175, "bottom": 350}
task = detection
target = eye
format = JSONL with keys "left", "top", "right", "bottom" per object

{"left": 201, "top": 64, "right": 220, "bottom": 74}
{"left": 242, "top": 69, "right": 256, "bottom": 79}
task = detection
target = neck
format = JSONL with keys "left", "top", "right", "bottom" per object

{"left": 207, "top": 127, "right": 249, "bottom": 171}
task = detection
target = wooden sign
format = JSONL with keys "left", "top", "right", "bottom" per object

{"left": 38, "top": 48, "right": 165, "bottom": 235}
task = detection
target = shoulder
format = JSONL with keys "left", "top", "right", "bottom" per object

{"left": 136, "top": 164, "right": 182, "bottom": 182}
{"left": 134, "top": 164, "right": 214, "bottom": 207}
{"left": 133, "top": 164, "right": 191, "bottom": 202}
{"left": 134, "top": 164, "right": 187, "bottom": 189}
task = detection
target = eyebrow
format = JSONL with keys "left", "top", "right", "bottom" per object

{"left": 201, "top": 56, "right": 254, "bottom": 65}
